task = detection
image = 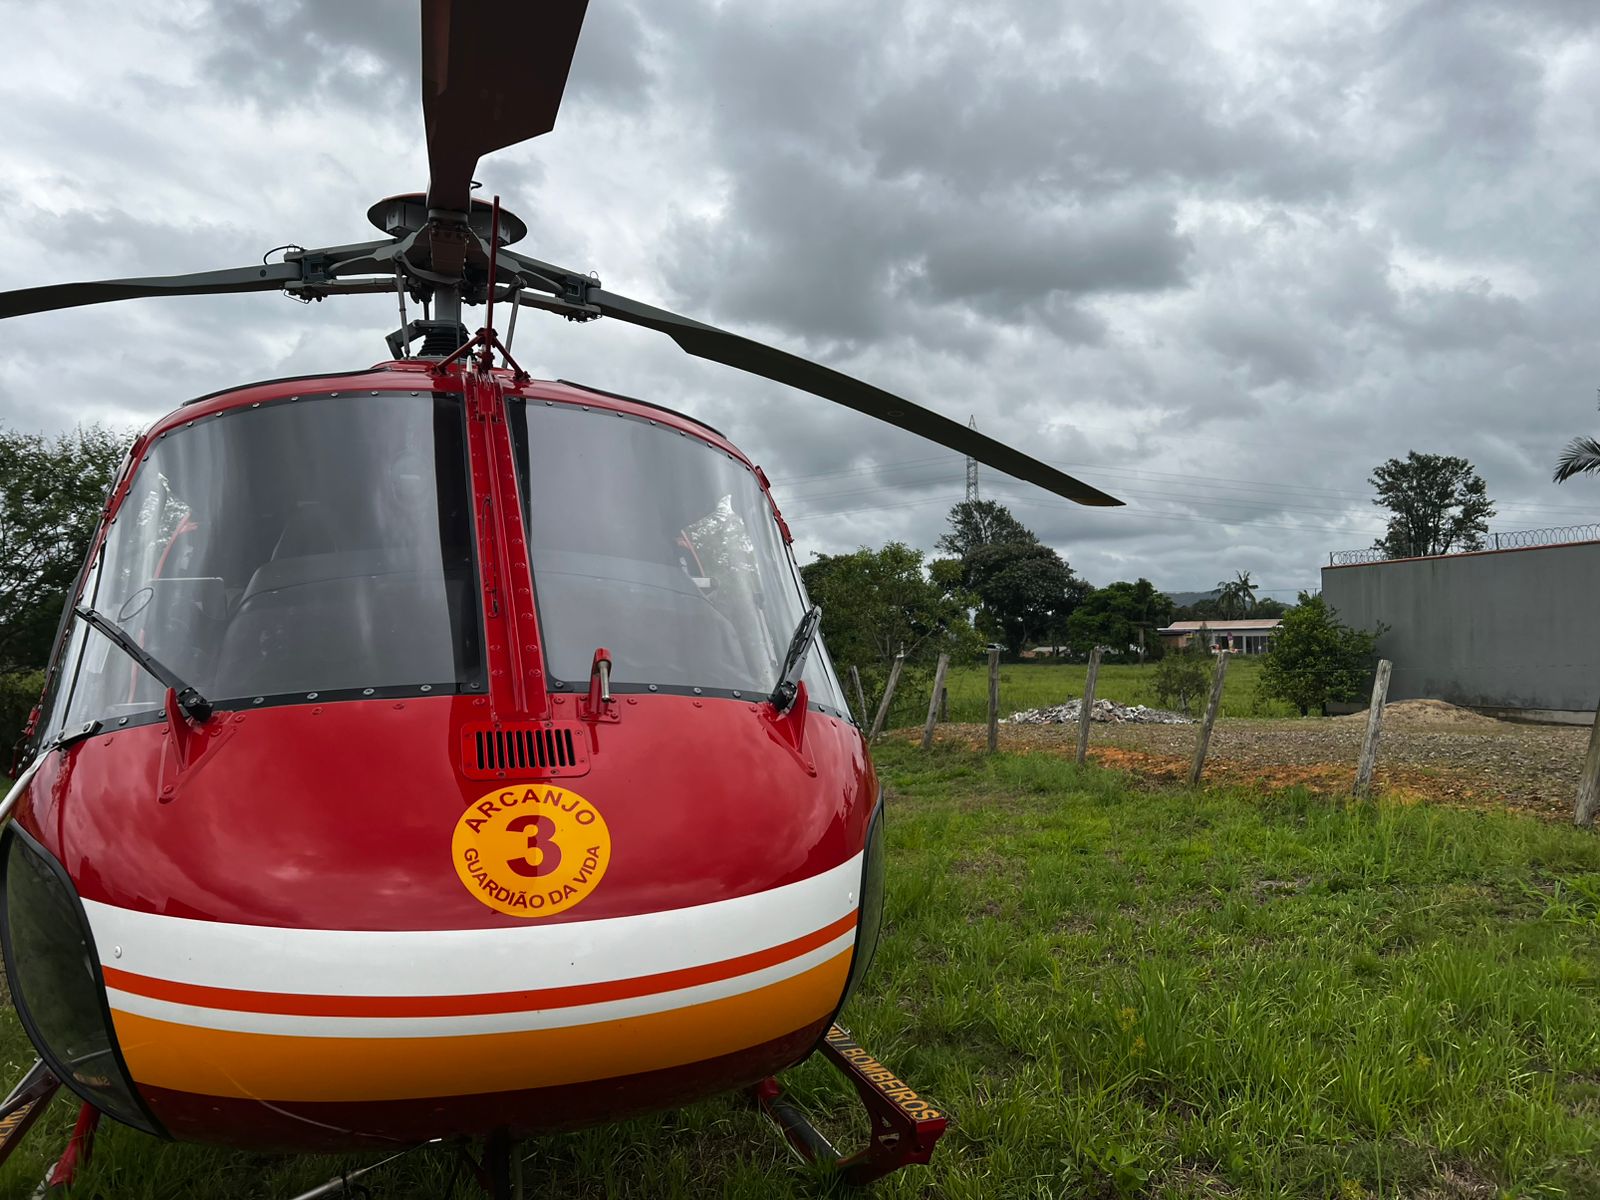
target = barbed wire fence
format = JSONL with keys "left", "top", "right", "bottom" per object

{"left": 1329, "top": 522, "right": 1600, "bottom": 567}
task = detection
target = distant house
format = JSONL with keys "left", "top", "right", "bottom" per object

{"left": 1157, "top": 618, "right": 1281, "bottom": 655}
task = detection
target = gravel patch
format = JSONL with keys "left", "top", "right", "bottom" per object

{"left": 1004, "top": 698, "right": 1193, "bottom": 726}
{"left": 914, "top": 716, "right": 1592, "bottom": 821}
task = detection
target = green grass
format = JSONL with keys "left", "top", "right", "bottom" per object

{"left": 923, "top": 656, "right": 1295, "bottom": 725}
{"left": 3, "top": 743, "right": 1599, "bottom": 1197}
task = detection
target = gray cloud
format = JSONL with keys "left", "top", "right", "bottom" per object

{"left": 1, "top": 0, "right": 1598, "bottom": 602}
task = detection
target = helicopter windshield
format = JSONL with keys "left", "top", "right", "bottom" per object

{"left": 509, "top": 400, "right": 847, "bottom": 713}
{"left": 48, "top": 391, "right": 481, "bottom": 733}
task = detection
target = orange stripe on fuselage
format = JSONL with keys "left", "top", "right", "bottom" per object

{"left": 102, "top": 911, "right": 857, "bottom": 1018}
{"left": 111, "top": 949, "right": 853, "bottom": 1102}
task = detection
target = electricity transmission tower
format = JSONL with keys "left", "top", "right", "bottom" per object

{"left": 965, "top": 415, "right": 979, "bottom": 503}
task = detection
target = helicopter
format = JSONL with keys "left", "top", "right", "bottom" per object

{"left": 0, "top": 2, "right": 1123, "bottom": 1196}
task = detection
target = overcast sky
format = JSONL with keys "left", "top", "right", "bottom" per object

{"left": 2, "top": 0, "right": 1597, "bottom": 599}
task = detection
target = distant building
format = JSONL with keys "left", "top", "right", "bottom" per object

{"left": 1157, "top": 618, "right": 1281, "bottom": 655}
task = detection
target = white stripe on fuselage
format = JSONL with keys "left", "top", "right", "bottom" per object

{"left": 104, "top": 929, "right": 856, "bottom": 1038}
{"left": 83, "top": 854, "right": 863, "bottom": 996}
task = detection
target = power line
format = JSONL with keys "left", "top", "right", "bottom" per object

{"left": 770, "top": 454, "right": 1600, "bottom": 517}
{"left": 774, "top": 461, "right": 1600, "bottom": 524}
{"left": 782, "top": 488, "right": 1388, "bottom": 538}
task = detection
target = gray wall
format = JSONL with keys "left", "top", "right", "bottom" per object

{"left": 1320, "top": 540, "right": 1600, "bottom": 716}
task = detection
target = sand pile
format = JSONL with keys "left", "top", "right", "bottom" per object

{"left": 1338, "top": 699, "right": 1507, "bottom": 730}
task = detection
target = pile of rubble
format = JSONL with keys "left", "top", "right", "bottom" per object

{"left": 1003, "top": 698, "right": 1194, "bottom": 726}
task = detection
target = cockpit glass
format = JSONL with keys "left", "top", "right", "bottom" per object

{"left": 52, "top": 392, "right": 479, "bottom": 732}
{"left": 508, "top": 400, "right": 846, "bottom": 712}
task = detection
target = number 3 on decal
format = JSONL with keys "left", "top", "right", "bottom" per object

{"left": 505, "top": 814, "right": 561, "bottom": 877}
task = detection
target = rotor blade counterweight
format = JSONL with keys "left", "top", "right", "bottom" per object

{"left": 587, "top": 289, "right": 1123, "bottom": 507}
{"left": 422, "top": 0, "right": 589, "bottom": 214}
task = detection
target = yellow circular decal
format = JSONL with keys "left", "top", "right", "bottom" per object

{"left": 452, "top": 785, "right": 611, "bottom": 918}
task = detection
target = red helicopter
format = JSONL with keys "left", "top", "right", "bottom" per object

{"left": 0, "top": 2, "right": 1121, "bottom": 1196}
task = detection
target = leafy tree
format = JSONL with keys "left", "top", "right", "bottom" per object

{"left": 1259, "top": 592, "right": 1382, "bottom": 717}
{"left": 963, "top": 540, "right": 1084, "bottom": 658}
{"left": 1066, "top": 579, "right": 1175, "bottom": 659}
{"left": 1173, "top": 596, "right": 1222, "bottom": 621}
{"left": 800, "top": 543, "right": 980, "bottom": 720}
{"left": 1369, "top": 451, "right": 1494, "bottom": 559}
{"left": 801, "top": 542, "right": 977, "bottom": 672}
{"left": 934, "top": 501, "right": 1084, "bottom": 658}
{"left": 0, "top": 423, "right": 129, "bottom": 675}
{"left": 1152, "top": 642, "right": 1211, "bottom": 715}
{"left": 1, "top": 669, "right": 44, "bottom": 751}
{"left": 935, "top": 499, "right": 1037, "bottom": 561}
{"left": 1252, "top": 597, "right": 1288, "bottom": 618}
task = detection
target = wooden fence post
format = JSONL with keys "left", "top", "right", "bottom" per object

{"left": 849, "top": 665, "right": 868, "bottom": 726}
{"left": 868, "top": 655, "right": 905, "bottom": 742}
{"left": 921, "top": 654, "right": 951, "bottom": 750}
{"left": 1577, "top": 698, "right": 1600, "bottom": 828}
{"left": 1353, "top": 659, "right": 1393, "bottom": 797}
{"left": 1189, "top": 652, "right": 1229, "bottom": 786}
{"left": 1076, "top": 646, "right": 1103, "bottom": 766}
{"left": 986, "top": 649, "right": 1000, "bottom": 753}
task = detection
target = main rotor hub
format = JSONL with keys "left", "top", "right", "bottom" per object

{"left": 366, "top": 193, "right": 528, "bottom": 247}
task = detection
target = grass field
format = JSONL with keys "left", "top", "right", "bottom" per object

{"left": 2, "top": 741, "right": 1598, "bottom": 1197}
{"left": 902, "top": 656, "right": 1296, "bottom": 726}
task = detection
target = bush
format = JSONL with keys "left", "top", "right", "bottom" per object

{"left": 0, "top": 670, "right": 45, "bottom": 757}
{"left": 1152, "top": 647, "right": 1211, "bottom": 715}
{"left": 1260, "top": 593, "right": 1382, "bottom": 716}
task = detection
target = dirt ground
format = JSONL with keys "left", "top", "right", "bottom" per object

{"left": 919, "top": 701, "right": 1594, "bottom": 822}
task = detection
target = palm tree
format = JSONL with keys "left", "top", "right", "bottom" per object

{"left": 1213, "top": 578, "right": 1238, "bottom": 619}
{"left": 1554, "top": 390, "right": 1600, "bottom": 484}
{"left": 1553, "top": 436, "right": 1600, "bottom": 483}
{"left": 1213, "top": 571, "right": 1257, "bottom": 619}
{"left": 1233, "top": 570, "right": 1257, "bottom": 613}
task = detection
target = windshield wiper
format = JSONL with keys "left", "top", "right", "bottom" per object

{"left": 73, "top": 606, "right": 213, "bottom": 723}
{"left": 769, "top": 605, "right": 822, "bottom": 713}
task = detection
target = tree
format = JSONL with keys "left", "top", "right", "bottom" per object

{"left": 1259, "top": 592, "right": 1383, "bottom": 717}
{"left": 801, "top": 542, "right": 978, "bottom": 674}
{"left": 1152, "top": 641, "right": 1211, "bottom": 715}
{"left": 1553, "top": 389, "right": 1600, "bottom": 484}
{"left": 800, "top": 543, "right": 980, "bottom": 721}
{"left": 0, "top": 423, "right": 129, "bottom": 674}
{"left": 1066, "top": 579, "right": 1175, "bottom": 659}
{"left": 1213, "top": 571, "right": 1258, "bottom": 619}
{"left": 1173, "top": 595, "right": 1222, "bottom": 621}
{"left": 935, "top": 499, "right": 1037, "bottom": 561}
{"left": 963, "top": 540, "right": 1084, "bottom": 658}
{"left": 1554, "top": 438, "right": 1600, "bottom": 483}
{"left": 934, "top": 500, "right": 1085, "bottom": 657}
{"left": 1369, "top": 452, "right": 1494, "bottom": 559}
{"left": 1216, "top": 572, "right": 1254, "bottom": 620}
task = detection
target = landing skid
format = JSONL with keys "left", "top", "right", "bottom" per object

{"left": 0, "top": 1060, "right": 58, "bottom": 1182}
{"left": 0, "top": 1059, "right": 105, "bottom": 1196}
{"left": 754, "top": 1024, "right": 949, "bottom": 1187}
{"left": 1, "top": 1029, "right": 948, "bottom": 1197}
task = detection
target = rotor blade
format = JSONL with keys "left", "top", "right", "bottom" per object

{"left": 587, "top": 289, "right": 1124, "bottom": 507}
{"left": 422, "top": 0, "right": 589, "bottom": 213}
{"left": 0, "top": 262, "right": 301, "bottom": 320}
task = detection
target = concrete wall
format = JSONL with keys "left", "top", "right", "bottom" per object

{"left": 1320, "top": 540, "right": 1600, "bottom": 718}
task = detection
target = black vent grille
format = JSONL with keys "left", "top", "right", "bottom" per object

{"left": 460, "top": 722, "right": 589, "bottom": 779}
